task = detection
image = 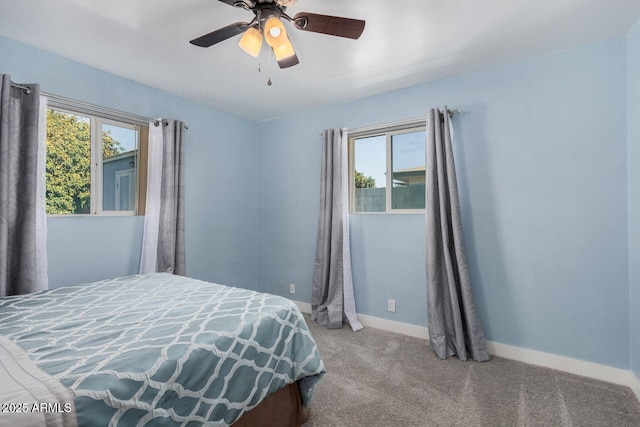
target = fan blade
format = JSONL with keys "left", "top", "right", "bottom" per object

{"left": 190, "top": 22, "right": 250, "bottom": 47}
{"left": 293, "top": 12, "right": 365, "bottom": 39}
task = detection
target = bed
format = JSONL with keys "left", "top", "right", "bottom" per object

{"left": 0, "top": 273, "right": 325, "bottom": 426}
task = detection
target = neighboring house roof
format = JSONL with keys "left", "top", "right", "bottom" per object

{"left": 395, "top": 166, "right": 425, "bottom": 174}
{"left": 393, "top": 166, "right": 426, "bottom": 186}
{"left": 103, "top": 150, "right": 136, "bottom": 164}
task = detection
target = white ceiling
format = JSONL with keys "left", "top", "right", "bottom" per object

{"left": 0, "top": 0, "right": 639, "bottom": 121}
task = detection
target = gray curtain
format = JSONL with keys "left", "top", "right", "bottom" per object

{"left": 0, "top": 75, "right": 47, "bottom": 296}
{"left": 426, "top": 107, "right": 489, "bottom": 362}
{"left": 312, "top": 129, "right": 362, "bottom": 331}
{"left": 140, "top": 119, "right": 186, "bottom": 276}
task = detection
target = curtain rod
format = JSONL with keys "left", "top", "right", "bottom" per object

{"left": 10, "top": 84, "right": 188, "bottom": 129}
{"left": 10, "top": 82, "right": 33, "bottom": 94}
{"left": 45, "top": 92, "right": 189, "bottom": 129}
{"left": 321, "top": 109, "right": 461, "bottom": 137}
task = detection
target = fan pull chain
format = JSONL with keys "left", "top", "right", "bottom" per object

{"left": 266, "top": 47, "right": 273, "bottom": 86}
{"left": 257, "top": 61, "right": 271, "bottom": 85}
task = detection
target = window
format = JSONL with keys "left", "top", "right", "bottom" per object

{"left": 45, "top": 106, "right": 148, "bottom": 215}
{"left": 349, "top": 123, "right": 426, "bottom": 213}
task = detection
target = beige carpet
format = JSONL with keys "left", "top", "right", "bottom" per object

{"left": 303, "top": 316, "right": 640, "bottom": 426}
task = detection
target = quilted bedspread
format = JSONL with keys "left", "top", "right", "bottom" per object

{"left": 0, "top": 273, "right": 325, "bottom": 426}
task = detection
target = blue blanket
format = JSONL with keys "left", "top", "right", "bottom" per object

{"left": 0, "top": 273, "right": 325, "bottom": 426}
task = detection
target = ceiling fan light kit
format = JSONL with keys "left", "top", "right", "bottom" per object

{"left": 273, "top": 38, "right": 295, "bottom": 60}
{"left": 190, "top": 0, "right": 365, "bottom": 69}
{"left": 264, "top": 16, "right": 288, "bottom": 47}
{"left": 273, "top": 38, "right": 298, "bottom": 67}
{"left": 238, "top": 26, "right": 263, "bottom": 57}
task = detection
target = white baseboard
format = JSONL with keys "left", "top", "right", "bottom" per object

{"left": 356, "top": 313, "right": 430, "bottom": 339}
{"left": 293, "top": 300, "right": 429, "bottom": 339}
{"left": 293, "top": 301, "right": 312, "bottom": 314}
{"left": 486, "top": 341, "right": 636, "bottom": 390}
{"left": 293, "top": 299, "right": 640, "bottom": 401}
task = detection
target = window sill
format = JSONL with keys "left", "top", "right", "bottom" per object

{"left": 350, "top": 210, "right": 426, "bottom": 215}
{"left": 47, "top": 212, "right": 138, "bottom": 218}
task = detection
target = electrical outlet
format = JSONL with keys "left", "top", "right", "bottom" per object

{"left": 388, "top": 299, "right": 396, "bottom": 312}
{"left": 289, "top": 283, "right": 296, "bottom": 294}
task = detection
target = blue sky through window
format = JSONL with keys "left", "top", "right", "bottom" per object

{"left": 104, "top": 124, "right": 137, "bottom": 152}
{"left": 355, "top": 135, "right": 386, "bottom": 187}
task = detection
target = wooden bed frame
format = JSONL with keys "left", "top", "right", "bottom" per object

{"left": 233, "top": 382, "right": 309, "bottom": 427}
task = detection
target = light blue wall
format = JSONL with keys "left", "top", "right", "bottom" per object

{"left": 1, "top": 32, "right": 634, "bottom": 371}
{"left": 628, "top": 18, "right": 640, "bottom": 378}
{"left": 46, "top": 216, "right": 144, "bottom": 285}
{"left": 0, "top": 36, "right": 260, "bottom": 290}
{"left": 257, "top": 38, "right": 630, "bottom": 369}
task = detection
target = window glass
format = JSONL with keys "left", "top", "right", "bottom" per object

{"left": 45, "top": 108, "right": 143, "bottom": 215}
{"left": 102, "top": 123, "right": 138, "bottom": 212}
{"left": 45, "top": 110, "right": 92, "bottom": 215}
{"left": 349, "top": 123, "right": 426, "bottom": 213}
{"left": 353, "top": 135, "right": 386, "bottom": 212}
{"left": 391, "top": 130, "right": 426, "bottom": 209}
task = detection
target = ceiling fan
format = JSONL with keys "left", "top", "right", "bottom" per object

{"left": 190, "top": 0, "right": 366, "bottom": 68}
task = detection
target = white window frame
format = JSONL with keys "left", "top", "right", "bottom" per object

{"left": 349, "top": 122, "right": 426, "bottom": 214}
{"left": 46, "top": 106, "right": 140, "bottom": 217}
